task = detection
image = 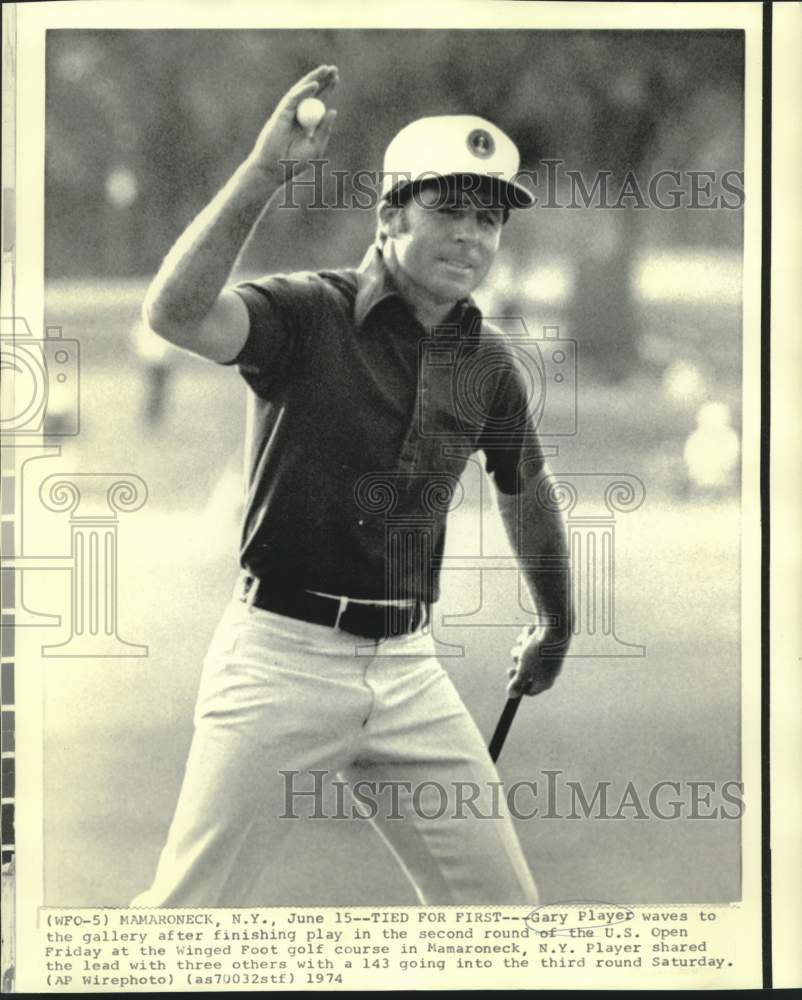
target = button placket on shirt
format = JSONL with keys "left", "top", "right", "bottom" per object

{"left": 395, "top": 319, "right": 431, "bottom": 481}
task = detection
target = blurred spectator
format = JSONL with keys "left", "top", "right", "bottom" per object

{"left": 662, "top": 358, "right": 707, "bottom": 409}
{"left": 683, "top": 401, "right": 740, "bottom": 495}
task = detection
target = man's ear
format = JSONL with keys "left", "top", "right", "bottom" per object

{"left": 378, "top": 201, "right": 405, "bottom": 241}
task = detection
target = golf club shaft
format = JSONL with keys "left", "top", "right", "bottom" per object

{"left": 488, "top": 695, "right": 522, "bottom": 762}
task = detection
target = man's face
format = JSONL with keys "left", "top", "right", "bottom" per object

{"left": 384, "top": 181, "right": 505, "bottom": 304}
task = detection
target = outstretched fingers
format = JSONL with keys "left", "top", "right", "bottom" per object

{"left": 285, "top": 64, "right": 339, "bottom": 107}
{"left": 314, "top": 65, "right": 340, "bottom": 100}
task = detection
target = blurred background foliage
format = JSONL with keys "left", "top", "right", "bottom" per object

{"left": 46, "top": 29, "right": 743, "bottom": 386}
{"left": 45, "top": 27, "right": 743, "bottom": 462}
{"left": 46, "top": 30, "right": 743, "bottom": 265}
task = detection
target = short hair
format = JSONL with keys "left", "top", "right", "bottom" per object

{"left": 375, "top": 183, "right": 415, "bottom": 247}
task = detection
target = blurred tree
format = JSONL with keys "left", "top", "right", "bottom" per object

{"left": 490, "top": 31, "right": 743, "bottom": 380}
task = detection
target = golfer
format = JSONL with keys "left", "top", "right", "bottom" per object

{"left": 133, "top": 64, "right": 572, "bottom": 906}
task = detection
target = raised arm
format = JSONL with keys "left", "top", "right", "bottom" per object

{"left": 143, "top": 65, "right": 339, "bottom": 363}
{"left": 495, "top": 464, "right": 574, "bottom": 697}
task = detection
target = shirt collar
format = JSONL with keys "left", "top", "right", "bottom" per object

{"left": 354, "top": 244, "right": 483, "bottom": 336}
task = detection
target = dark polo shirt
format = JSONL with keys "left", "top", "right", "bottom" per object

{"left": 225, "top": 245, "right": 544, "bottom": 603}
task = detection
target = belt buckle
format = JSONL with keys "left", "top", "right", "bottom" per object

{"left": 332, "top": 596, "right": 349, "bottom": 631}
{"left": 338, "top": 599, "right": 378, "bottom": 640}
{"left": 334, "top": 596, "right": 426, "bottom": 640}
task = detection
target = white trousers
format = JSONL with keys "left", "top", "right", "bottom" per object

{"left": 132, "top": 597, "right": 539, "bottom": 907}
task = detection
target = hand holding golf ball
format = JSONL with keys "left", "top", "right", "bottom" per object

{"left": 247, "top": 65, "right": 338, "bottom": 184}
{"left": 296, "top": 97, "right": 327, "bottom": 135}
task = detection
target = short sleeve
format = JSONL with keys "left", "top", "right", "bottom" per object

{"left": 480, "top": 359, "right": 546, "bottom": 495}
{"left": 223, "top": 274, "right": 305, "bottom": 399}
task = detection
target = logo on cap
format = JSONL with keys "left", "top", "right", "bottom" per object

{"left": 467, "top": 128, "right": 495, "bottom": 159}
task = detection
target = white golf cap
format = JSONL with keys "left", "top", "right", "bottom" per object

{"left": 381, "top": 114, "right": 534, "bottom": 208}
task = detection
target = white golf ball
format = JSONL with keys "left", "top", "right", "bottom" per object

{"left": 296, "top": 97, "right": 326, "bottom": 132}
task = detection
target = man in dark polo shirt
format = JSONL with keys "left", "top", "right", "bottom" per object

{"left": 132, "top": 65, "right": 572, "bottom": 906}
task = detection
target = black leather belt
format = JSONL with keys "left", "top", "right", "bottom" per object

{"left": 240, "top": 575, "right": 428, "bottom": 640}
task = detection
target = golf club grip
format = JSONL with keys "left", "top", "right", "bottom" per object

{"left": 488, "top": 696, "right": 522, "bottom": 762}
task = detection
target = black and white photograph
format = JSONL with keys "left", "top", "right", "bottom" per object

{"left": 3, "top": 0, "right": 799, "bottom": 992}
